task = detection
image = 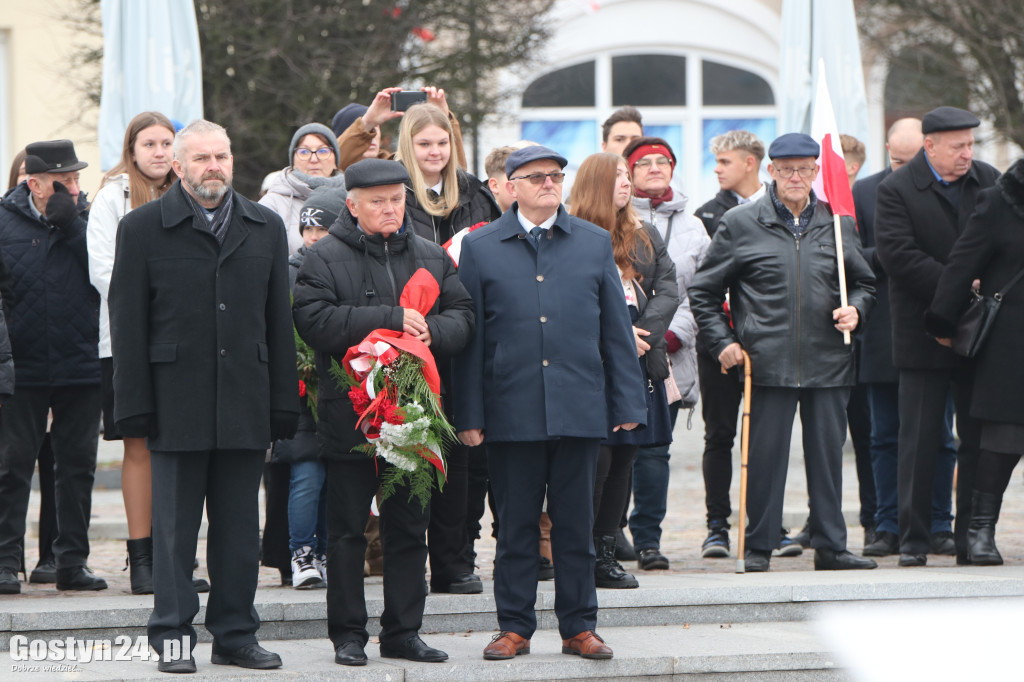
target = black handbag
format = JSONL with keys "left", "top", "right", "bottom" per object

{"left": 953, "top": 268, "right": 1024, "bottom": 358}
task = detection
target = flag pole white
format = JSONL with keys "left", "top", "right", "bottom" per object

{"left": 834, "top": 215, "right": 850, "bottom": 345}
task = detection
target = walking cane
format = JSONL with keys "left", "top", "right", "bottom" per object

{"left": 735, "top": 349, "right": 752, "bottom": 574}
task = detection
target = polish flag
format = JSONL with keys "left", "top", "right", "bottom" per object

{"left": 810, "top": 60, "right": 856, "bottom": 221}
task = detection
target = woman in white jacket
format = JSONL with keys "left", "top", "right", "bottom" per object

{"left": 87, "top": 111, "right": 206, "bottom": 595}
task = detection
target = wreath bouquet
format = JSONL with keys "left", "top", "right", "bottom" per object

{"left": 332, "top": 269, "right": 452, "bottom": 509}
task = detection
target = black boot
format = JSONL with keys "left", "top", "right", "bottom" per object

{"left": 594, "top": 535, "right": 638, "bottom": 589}
{"left": 126, "top": 537, "right": 154, "bottom": 595}
{"left": 967, "top": 491, "right": 1004, "bottom": 566}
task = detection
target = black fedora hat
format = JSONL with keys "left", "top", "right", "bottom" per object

{"left": 24, "top": 139, "right": 88, "bottom": 174}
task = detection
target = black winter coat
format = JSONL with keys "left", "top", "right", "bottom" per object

{"left": 0, "top": 183, "right": 99, "bottom": 387}
{"left": 403, "top": 169, "right": 501, "bottom": 245}
{"left": 109, "top": 183, "right": 299, "bottom": 451}
{"left": 631, "top": 223, "right": 679, "bottom": 381}
{"left": 925, "top": 159, "right": 1024, "bottom": 426}
{"left": 875, "top": 149, "right": 1000, "bottom": 369}
{"left": 689, "top": 191, "right": 876, "bottom": 388}
{"left": 292, "top": 210, "right": 474, "bottom": 459}
{"left": 694, "top": 189, "right": 738, "bottom": 238}
{"left": 852, "top": 167, "right": 898, "bottom": 383}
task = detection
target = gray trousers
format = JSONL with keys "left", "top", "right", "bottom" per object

{"left": 745, "top": 386, "right": 850, "bottom": 553}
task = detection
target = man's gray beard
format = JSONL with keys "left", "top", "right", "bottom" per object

{"left": 189, "top": 177, "right": 230, "bottom": 202}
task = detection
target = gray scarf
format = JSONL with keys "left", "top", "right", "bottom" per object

{"left": 181, "top": 183, "right": 234, "bottom": 245}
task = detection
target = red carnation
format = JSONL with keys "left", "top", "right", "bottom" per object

{"left": 349, "top": 386, "right": 371, "bottom": 413}
{"left": 298, "top": 379, "right": 306, "bottom": 397}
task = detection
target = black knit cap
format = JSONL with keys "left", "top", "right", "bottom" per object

{"left": 921, "top": 106, "right": 980, "bottom": 134}
{"left": 344, "top": 158, "right": 410, "bottom": 190}
{"left": 299, "top": 186, "right": 348, "bottom": 234}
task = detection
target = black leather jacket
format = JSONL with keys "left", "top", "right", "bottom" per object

{"left": 689, "top": 191, "right": 876, "bottom": 388}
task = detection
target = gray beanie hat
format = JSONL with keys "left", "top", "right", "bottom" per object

{"left": 299, "top": 185, "right": 348, "bottom": 236}
{"left": 288, "top": 123, "right": 341, "bottom": 166}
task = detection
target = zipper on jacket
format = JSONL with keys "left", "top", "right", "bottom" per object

{"left": 794, "top": 234, "right": 802, "bottom": 387}
{"left": 383, "top": 240, "right": 398, "bottom": 300}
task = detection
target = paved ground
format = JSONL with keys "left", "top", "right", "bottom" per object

{"left": 14, "top": 407, "right": 1024, "bottom": 598}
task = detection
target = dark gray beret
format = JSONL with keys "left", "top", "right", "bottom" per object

{"left": 505, "top": 145, "right": 568, "bottom": 177}
{"left": 921, "top": 106, "right": 980, "bottom": 134}
{"left": 344, "top": 158, "right": 410, "bottom": 190}
{"left": 299, "top": 185, "right": 347, "bottom": 234}
{"left": 768, "top": 133, "right": 820, "bottom": 160}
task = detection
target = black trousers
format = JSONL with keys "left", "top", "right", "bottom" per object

{"left": 0, "top": 386, "right": 100, "bottom": 571}
{"left": 260, "top": 460, "right": 291, "bottom": 573}
{"left": 594, "top": 444, "right": 639, "bottom": 537}
{"left": 697, "top": 352, "right": 741, "bottom": 523}
{"left": 148, "top": 449, "right": 265, "bottom": 654}
{"left": 897, "top": 369, "right": 979, "bottom": 555}
{"left": 463, "top": 443, "right": 490, "bottom": 565}
{"left": 325, "top": 457, "right": 429, "bottom": 649}
{"left": 847, "top": 382, "right": 877, "bottom": 527}
{"left": 428, "top": 440, "right": 473, "bottom": 587}
{"left": 746, "top": 386, "right": 850, "bottom": 552}
{"left": 488, "top": 438, "right": 599, "bottom": 640}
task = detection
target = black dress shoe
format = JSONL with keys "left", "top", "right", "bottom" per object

{"left": 192, "top": 576, "right": 210, "bottom": 592}
{"left": 380, "top": 634, "right": 448, "bottom": 662}
{"left": 433, "top": 572, "right": 483, "bottom": 594}
{"left": 863, "top": 531, "right": 899, "bottom": 557}
{"left": 814, "top": 548, "right": 877, "bottom": 570}
{"left": 743, "top": 549, "right": 771, "bottom": 573}
{"left": 538, "top": 556, "right": 555, "bottom": 581}
{"left": 29, "top": 558, "right": 56, "bottom": 584}
{"left": 56, "top": 566, "right": 108, "bottom": 591}
{"left": 210, "top": 642, "right": 282, "bottom": 669}
{"left": 898, "top": 553, "right": 927, "bottom": 567}
{"left": 334, "top": 641, "right": 367, "bottom": 666}
{"left": 637, "top": 548, "right": 670, "bottom": 570}
{"left": 157, "top": 656, "right": 196, "bottom": 673}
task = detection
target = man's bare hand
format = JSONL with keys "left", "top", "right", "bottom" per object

{"left": 832, "top": 305, "right": 859, "bottom": 334}
{"left": 403, "top": 308, "right": 428, "bottom": 336}
{"left": 633, "top": 326, "right": 651, "bottom": 357}
{"left": 718, "top": 342, "right": 744, "bottom": 370}
{"left": 458, "top": 429, "right": 484, "bottom": 446}
{"left": 612, "top": 422, "right": 639, "bottom": 432}
{"left": 416, "top": 327, "right": 432, "bottom": 347}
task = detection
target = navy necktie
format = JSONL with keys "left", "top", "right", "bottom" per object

{"left": 530, "top": 226, "right": 544, "bottom": 245}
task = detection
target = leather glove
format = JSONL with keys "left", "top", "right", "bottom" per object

{"left": 45, "top": 181, "right": 80, "bottom": 231}
{"left": 271, "top": 410, "right": 299, "bottom": 441}
{"left": 664, "top": 330, "right": 682, "bottom": 354}
{"left": 116, "top": 414, "right": 155, "bottom": 438}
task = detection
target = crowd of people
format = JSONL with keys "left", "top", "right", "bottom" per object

{"left": 0, "top": 89, "right": 1019, "bottom": 674}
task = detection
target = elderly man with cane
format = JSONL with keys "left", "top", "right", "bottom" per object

{"left": 689, "top": 132, "right": 878, "bottom": 573}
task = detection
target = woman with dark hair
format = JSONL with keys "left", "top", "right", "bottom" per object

{"left": 6, "top": 149, "right": 27, "bottom": 191}
{"left": 569, "top": 152, "right": 678, "bottom": 588}
{"left": 926, "top": 158, "right": 1024, "bottom": 565}
{"left": 87, "top": 111, "right": 208, "bottom": 594}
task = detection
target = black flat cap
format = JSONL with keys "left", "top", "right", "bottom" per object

{"left": 921, "top": 106, "right": 980, "bottom": 134}
{"left": 344, "top": 158, "right": 410, "bottom": 190}
{"left": 768, "top": 133, "right": 820, "bottom": 160}
{"left": 24, "top": 139, "right": 88, "bottom": 174}
{"left": 505, "top": 145, "right": 568, "bottom": 177}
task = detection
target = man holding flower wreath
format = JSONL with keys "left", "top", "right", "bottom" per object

{"left": 293, "top": 158, "right": 473, "bottom": 667}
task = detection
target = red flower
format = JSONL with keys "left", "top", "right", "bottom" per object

{"left": 298, "top": 379, "right": 306, "bottom": 397}
{"left": 349, "top": 385, "right": 371, "bottom": 413}
{"left": 384, "top": 402, "right": 405, "bottom": 425}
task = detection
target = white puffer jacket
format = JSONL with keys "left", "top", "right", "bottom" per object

{"left": 87, "top": 174, "right": 131, "bottom": 359}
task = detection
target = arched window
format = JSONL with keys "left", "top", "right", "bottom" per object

{"left": 522, "top": 61, "right": 596, "bottom": 108}
{"left": 702, "top": 60, "right": 774, "bottom": 106}
{"left": 611, "top": 55, "right": 687, "bottom": 106}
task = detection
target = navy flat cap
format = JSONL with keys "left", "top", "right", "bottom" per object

{"left": 24, "top": 139, "right": 88, "bottom": 174}
{"left": 768, "top": 133, "right": 820, "bottom": 160}
{"left": 345, "top": 158, "right": 410, "bottom": 190}
{"left": 921, "top": 106, "right": 980, "bottom": 134}
{"left": 505, "top": 145, "right": 568, "bottom": 177}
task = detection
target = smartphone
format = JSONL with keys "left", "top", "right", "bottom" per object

{"left": 390, "top": 90, "right": 428, "bottom": 112}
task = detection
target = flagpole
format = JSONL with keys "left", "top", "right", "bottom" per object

{"left": 833, "top": 215, "right": 851, "bottom": 345}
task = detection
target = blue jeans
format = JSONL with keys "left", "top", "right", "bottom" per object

{"left": 868, "top": 383, "right": 955, "bottom": 535}
{"left": 629, "top": 402, "right": 680, "bottom": 550}
{"left": 288, "top": 460, "right": 326, "bottom": 554}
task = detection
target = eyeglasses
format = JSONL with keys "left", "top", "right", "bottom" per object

{"left": 634, "top": 157, "right": 672, "bottom": 169}
{"left": 295, "top": 147, "right": 334, "bottom": 160}
{"left": 510, "top": 172, "right": 566, "bottom": 185}
{"left": 774, "top": 166, "right": 816, "bottom": 178}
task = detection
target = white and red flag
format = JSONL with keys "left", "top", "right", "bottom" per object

{"left": 809, "top": 59, "right": 856, "bottom": 222}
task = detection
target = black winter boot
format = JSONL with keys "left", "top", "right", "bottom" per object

{"left": 126, "top": 537, "right": 154, "bottom": 595}
{"left": 967, "top": 491, "right": 1004, "bottom": 566}
{"left": 594, "top": 535, "right": 638, "bottom": 589}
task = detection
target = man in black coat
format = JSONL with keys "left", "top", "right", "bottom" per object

{"left": 110, "top": 120, "right": 299, "bottom": 674}
{"left": 292, "top": 159, "right": 473, "bottom": 668}
{"left": 875, "top": 106, "right": 1000, "bottom": 567}
{"left": 0, "top": 140, "right": 105, "bottom": 595}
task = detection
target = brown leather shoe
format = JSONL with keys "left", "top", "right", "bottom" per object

{"left": 561, "top": 630, "right": 613, "bottom": 659}
{"left": 483, "top": 631, "right": 530, "bottom": 660}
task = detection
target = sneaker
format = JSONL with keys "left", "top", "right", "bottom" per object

{"left": 290, "top": 546, "right": 325, "bottom": 590}
{"left": 791, "top": 521, "right": 812, "bottom": 548}
{"left": 315, "top": 553, "right": 328, "bottom": 584}
{"left": 701, "top": 520, "right": 730, "bottom": 558}
{"left": 774, "top": 528, "right": 804, "bottom": 557}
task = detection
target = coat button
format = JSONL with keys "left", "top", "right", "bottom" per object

{"left": 220, "top": 349, "right": 227, "bottom": 357}
{"left": 536, "top": 275, "right": 544, "bottom": 282}
{"left": 539, "top": 316, "right": 547, "bottom": 323}
{"left": 219, "top": 303, "right": 226, "bottom": 311}
{"left": 542, "top": 359, "right": 549, "bottom": 367}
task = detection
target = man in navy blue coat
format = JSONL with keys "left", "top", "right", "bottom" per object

{"left": 453, "top": 146, "right": 647, "bottom": 661}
